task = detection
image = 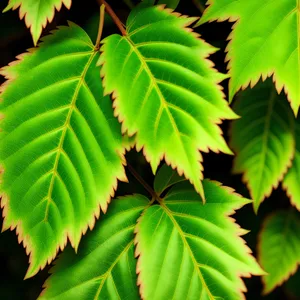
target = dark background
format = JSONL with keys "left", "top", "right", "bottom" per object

{"left": 0, "top": 0, "right": 299, "bottom": 299}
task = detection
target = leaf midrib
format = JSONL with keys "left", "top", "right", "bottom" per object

{"left": 43, "top": 50, "right": 97, "bottom": 222}
{"left": 253, "top": 90, "right": 275, "bottom": 202}
{"left": 124, "top": 37, "right": 182, "bottom": 141}
{"left": 230, "top": 2, "right": 296, "bottom": 96}
{"left": 124, "top": 36, "right": 202, "bottom": 195}
{"left": 93, "top": 240, "right": 134, "bottom": 300}
{"left": 160, "top": 202, "right": 214, "bottom": 300}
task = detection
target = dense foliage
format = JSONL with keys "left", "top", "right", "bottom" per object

{"left": 1, "top": 0, "right": 300, "bottom": 299}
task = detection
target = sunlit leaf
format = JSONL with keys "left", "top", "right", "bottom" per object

{"left": 135, "top": 180, "right": 264, "bottom": 299}
{"left": 230, "top": 80, "right": 295, "bottom": 212}
{"left": 198, "top": 0, "right": 300, "bottom": 114}
{"left": 39, "top": 195, "right": 148, "bottom": 300}
{"left": 0, "top": 22, "right": 126, "bottom": 278}
{"left": 3, "top": 0, "right": 72, "bottom": 45}
{"left": 100, "top": 4, "right": 237, "bottom": 200}
{"left": 258, "top": 210, "right": 300, "bottom": 294}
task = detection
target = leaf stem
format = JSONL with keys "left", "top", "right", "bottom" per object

{"left": 127, "top": 163, "right": 158, "bottom": 200}
{"left": 95, "top": 4, "right": 106, "bottom": 50}
{"left": 97, "top": 0, "right": 127, "bottom": 36}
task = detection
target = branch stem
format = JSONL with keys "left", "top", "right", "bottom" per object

{"left": 95, "top": 4, "right": 106, "bottom": 50}
{"left": 127, "top": 163, "right": 158, "bottom": 200}
{"left": 97, "top": 0, "right": 127, "bottom": 36}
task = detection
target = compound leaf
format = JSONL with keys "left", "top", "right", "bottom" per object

{"left": 3, "top": 0, "right": 72, "bottom": 45}
{"left": 283, "top": 118, "right": 300, "bottom": 211}
{"left": 100, "top": 4, "right": 237, "bottom": 200}
{"left": 258, "top": 210, "right": 300, "bottom": 294}
{"left": 135, "top": 180, "right": 264, "bottom": 299}
{"left": 0, "top": 23, "right": 126, "bottom": 278}
{"left": 230, "top": 80, "right": 295, "bottom": 212}
{"left": 39, "top": 195, "right": 149, "bottom": 300}
{"left": 198, "top": 0, "right": 300, "bottom": 114}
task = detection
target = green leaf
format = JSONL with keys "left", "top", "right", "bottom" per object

{"left": 230, "top": 80, "right": 295, "bottom": 212}
{"left": 154, "top": 163, "right": 185, "bottom": 195}
{"left": 283, "top": 118, "right": 300, "bottom": 211}
{"left": 258, "top": 210, "right": 300, "bottom": 294}
{"left": 0, "top": 23, "right": 126, "bottom": 278}
{"left": 40, "top": 164, "right": 262, "bottom": 299}
{"left": 3, "top": 0, "right": 72, "bottom": 45}
{"left": 198, "top": 0, "right": 300, "bottom": 114}
{"left": 100, "top": 5, "right": 237, "bottom": 200}
{"left": 39, "top": 195, "right": 149, "bottom": 300}
{"left": 135, "top": 180, "right": 264, "bottom": 299}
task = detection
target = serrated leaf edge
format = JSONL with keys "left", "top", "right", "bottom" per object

{"left": 4, "top": 0, "right": 72, "bottom": 45}
{"left": 0, "top": 23, "right": 128, "bottom": 278}
{"left": 38, "top": 194, "right": 147, "bottom": 298}
{"left": 99, "top": 5, "right": 236, "bottom": 200}
{"left": 199, "top": 0, "right": 299, "bottom": 115}
{"left": 228, "top": 96, "right": 295, "bottom": 213}
{"left": 134, "top": 180, "right": 264, "bottom": 300}
{"left": 257, "top": 211, "right": 300, "bottom": 294}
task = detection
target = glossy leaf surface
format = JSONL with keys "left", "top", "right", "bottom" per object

{"left": 100, "top": 4, "right": 237, "bottom": 200}
{"left": 199, "top": 0, "right": 300, "bottom": 114}
{"left": 39, "top": 195, "right": 148, "bottom": 300}
{"left": 135, "top": 180, "right": 264, "bottom": 299}
{"left": 258, "top": 210, "right": 300, "bottom": 294}
{"left": 0, "top": 23, "right": 125, "bottom": 278}
{"left": 230, "top": 81, "right": 294, "bottom": 211}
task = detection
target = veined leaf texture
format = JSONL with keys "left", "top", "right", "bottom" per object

{"left": 230, "top": 81, "right": 295, "bottom": 211}
{"left": 40, "top": 172, "right": 263, "bottom": 300}
{"left": 199, "top": 0, "right": 300, "bottom": 114}
{"left": 39, "top": 195, "right": 148, "bottom": 300}
{"left": 0, "top": 23, "right": 126, "bottom": 278}
{"left": 0, "top": 1, "right": 272, "bottom": 298}
{"left": 100, "top": 4, "right": 237, "bottom": 200}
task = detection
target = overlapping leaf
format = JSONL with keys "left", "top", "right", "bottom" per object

{"left": 3, "top": 0, "right": 72, "bottom": 45}
{"left": 0, "top": 23, "right": 126, "bottom": 278}
{"left": 198, "top": 0, "right": 300, "bottom": 114}
{"left": 230, "top": 81, "right": 295, "bottom": 212}
{"left": 99, "top": 4, "right": 237, "bottom": 200}
{"left": 283, "top": 118, "right": 300, "bottom": 211}
{"left": 39, "top": 195, "right": 148, "bottom": 300}
{"left": 40, "top": 166, "right": 263, "bottom": 299}
{"left": 135, "top": 179, "right": 264, "bottom": 299}
{"left": 153, "top": 163, "right": 185, "bottom": 195}
{"left": 258, "top": 210, "right": 300, "bottom": 294}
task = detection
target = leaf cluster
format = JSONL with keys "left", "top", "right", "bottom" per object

{"left": 1, "top": 0, "right": 300, "bottom": 299}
